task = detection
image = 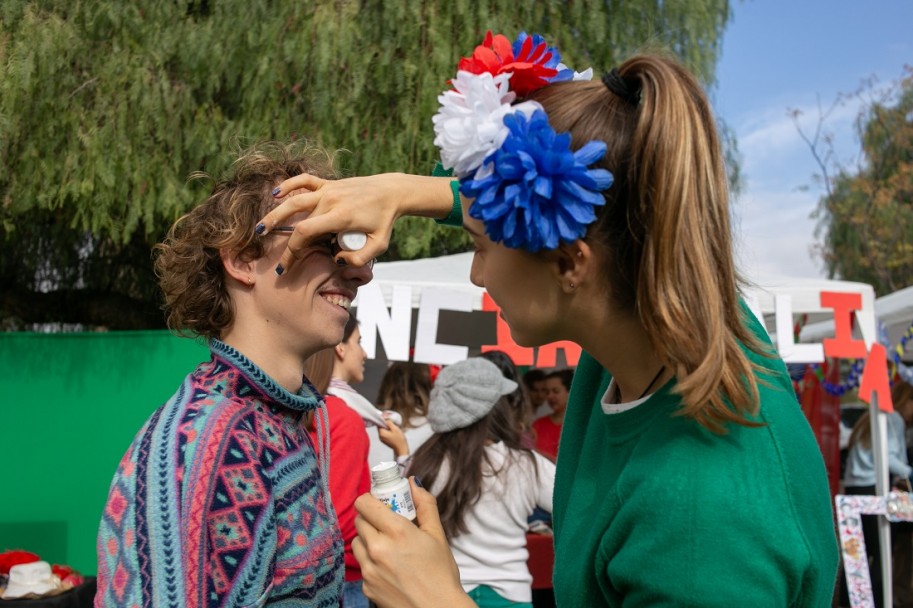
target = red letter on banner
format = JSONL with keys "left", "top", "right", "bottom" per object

{"left": 858, "top": 343, "right": 894, "bottom": 413}
{"left": 480, "top": 292, "right": 534, "bottom": 365}
{"left": 820, "top": 291, "right": 867, "bottom": 359}
{"left": 536, "top": 341, "right": 582, "bottom": 367}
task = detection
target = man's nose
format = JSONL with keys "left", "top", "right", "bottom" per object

{"left": 340, "top": 262, "right": 373, "bottom": 286}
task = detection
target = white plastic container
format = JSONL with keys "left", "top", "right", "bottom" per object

{"left": 370, "top": 461, "right": 417, "bottom": 521}
{"left": 337, "top": 231, "right": 367, "bottom": 251}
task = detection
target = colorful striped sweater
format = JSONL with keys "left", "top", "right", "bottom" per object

{"left": 95, "top": 339, "right": 344, "bottom": 607}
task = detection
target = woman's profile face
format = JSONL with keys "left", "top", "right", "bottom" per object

{"left": 341, "top": 326, "right": 368, "bottom": 384}
{"left": 462, "top": 203, "right": 563, "bottom": 348}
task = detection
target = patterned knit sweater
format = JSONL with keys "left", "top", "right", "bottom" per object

{"left": 95, "top": 340, "right": 344, "bottom": 607}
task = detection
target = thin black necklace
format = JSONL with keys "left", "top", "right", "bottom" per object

{"left": 616, "top": 365, "right": 666, "bottom": 403}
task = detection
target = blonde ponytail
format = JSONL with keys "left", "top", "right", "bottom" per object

{"left": 531, "top": 54, "right": 769, "bottom": 433}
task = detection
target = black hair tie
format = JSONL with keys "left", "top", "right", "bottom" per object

{"left": 602, "top": 68, "right": 639, "bottom": 106}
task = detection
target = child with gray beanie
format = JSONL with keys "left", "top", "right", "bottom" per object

{"left": 408, "top": 357, "right": 556, "bottom": 608}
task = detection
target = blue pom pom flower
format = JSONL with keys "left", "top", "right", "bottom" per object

{"left": 462, "top": 109, "right": 614, "bottom": 251}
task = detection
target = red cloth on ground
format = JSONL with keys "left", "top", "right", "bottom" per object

{"left": 310, "top": 395, "right": 371, "bottom": 582}
{"left": 532, "top": 415, "right": 562, "bottom": 461}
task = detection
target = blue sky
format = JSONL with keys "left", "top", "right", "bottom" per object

{"left": 713, "top": 0, "right": 912, "bottom": 281}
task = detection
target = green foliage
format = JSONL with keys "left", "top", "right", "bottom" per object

{"left": 807, "top": 69, "right": 913, "bottom": 295}
{"left": 0, "top": 0, "right": 732, "bottom": 328}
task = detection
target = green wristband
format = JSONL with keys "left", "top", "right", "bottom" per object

{"left": 431, "top": 161, "right": 462, "bottom": 227}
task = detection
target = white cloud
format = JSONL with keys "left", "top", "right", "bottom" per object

{"left": 733, "top": 186, "right": 823, "bottom": 280}
{"left": 713, "top": 0, "right": 912, "bottom": 285}
{"left": 729, "top": 95, "right": 872, "bottom": 280}
{"left": 738, "top": 98, "right": 861, "bottom": 183}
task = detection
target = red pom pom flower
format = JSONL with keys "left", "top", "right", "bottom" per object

{"left": 457, "top": 31, "right": 558, "bottom": 97}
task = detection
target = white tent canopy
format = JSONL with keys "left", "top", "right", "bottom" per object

{"left": 366, "top": 251, "right": 876, "bottom": 308}
{"left": 742, "top": 274, "right": 876, "bottom": 344}
{"left": 361, "top": 252, "right": 881, "bottom": 351}
{"left": 359, "top": 251, "right": 483, "bottom": 309}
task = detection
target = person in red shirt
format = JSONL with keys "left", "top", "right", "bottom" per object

{"left": 304, "top": 349, "right": 372, "bottom": 607}
{"left": 531, "top": 369, "right": 573, "bottom": 461}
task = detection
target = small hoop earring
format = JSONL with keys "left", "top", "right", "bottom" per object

{"left": 569, "top": 281, "right": 575, "bottom": 289}
{"left": 247, "top": 277, "right": 254, "bottom": 287}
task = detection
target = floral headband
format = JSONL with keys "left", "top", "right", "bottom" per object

{"left": 433, "top": 32, "right": 614, "bottom": 252}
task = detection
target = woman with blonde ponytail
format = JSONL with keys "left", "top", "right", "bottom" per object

{"left": 260, "top": 34, "right": 838, "bottom": 608}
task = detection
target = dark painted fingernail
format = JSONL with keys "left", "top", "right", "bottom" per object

{"left": 335, "top": 258, "right": 347, "bottom": 266}
{"left": 255, "top": 223, "right": 266, "bottom": 235}
{"left": 413, "top": 476, "right": 423, "bottom": 488}
{"left": 271, "top": 187, "right": 281, "bottom": 197}
{"left": 275, "top": 264, "right": 284, "bottom": 276}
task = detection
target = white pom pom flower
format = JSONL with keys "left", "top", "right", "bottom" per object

{"left": 571, "top": 66, "right": 594, "bottom": 81}
{"left": 433, "top": 71, "right": 518, "bottom": 177}
{"left": 467, "top": 100, "right": 543, "bottom": 182}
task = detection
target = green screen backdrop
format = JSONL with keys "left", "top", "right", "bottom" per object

{"left": 0, "top": 331, "right": 210, "bottom": 574}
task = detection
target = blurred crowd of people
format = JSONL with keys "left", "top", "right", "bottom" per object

{"left": 308, "top": 312, "right": 572, "bottom": 607}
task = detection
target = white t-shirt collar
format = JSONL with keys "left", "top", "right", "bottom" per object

{"left": 600, "top": 378, "right": 654, "bottom": 415}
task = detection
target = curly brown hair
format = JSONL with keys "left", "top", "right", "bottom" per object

{"left": 154, "top": 141, "right": 339, "bottom": 339}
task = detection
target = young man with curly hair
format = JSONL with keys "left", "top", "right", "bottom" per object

{"left": 95, "top": 142, "right": 373, "bottom": 607}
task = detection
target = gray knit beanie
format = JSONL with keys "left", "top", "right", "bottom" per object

{"left": 427, "top": 358, "right": 519, "bottom": 433}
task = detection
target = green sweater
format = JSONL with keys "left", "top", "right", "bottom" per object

{"left": 552, "top": 313, "right": 839, "bottom": 607}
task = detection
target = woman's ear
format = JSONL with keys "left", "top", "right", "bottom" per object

{"left": 220, "top": 248, "right": 256, "bottom": 288}
{"left": 334, "top": 342, "right": 346, "bottom": 361}
{"left": 552, "top": 239, "right": 596, "bottom": 293}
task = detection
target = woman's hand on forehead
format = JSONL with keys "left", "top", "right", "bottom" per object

{"left": 256, "top": 173, "right": 455, "bottom": 273}
{"left": 256, "top": 174, "right": 391, "bottom": 271}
